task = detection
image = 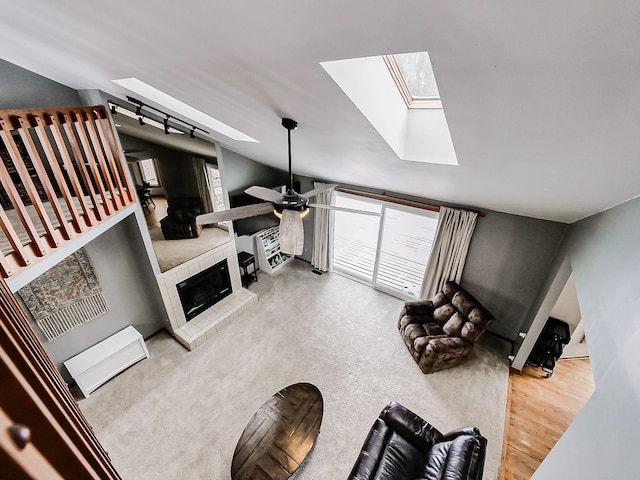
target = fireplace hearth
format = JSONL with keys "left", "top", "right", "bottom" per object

{"left": 177, "top": 259, "right": 232, "bottom": 321}
{"left": 156, "top": 240, "right": 258, "bottom": 350}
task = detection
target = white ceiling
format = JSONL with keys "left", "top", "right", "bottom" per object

{"left": 1, "top": 1, "right": 640, "bottom": 223}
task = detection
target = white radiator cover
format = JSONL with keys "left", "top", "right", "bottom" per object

{"left": 64, "top": 325, "right": 149, "bottom": 398}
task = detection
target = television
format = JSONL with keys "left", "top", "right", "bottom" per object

{"left": 229, "top": 182, "right": 300, "bottom": 237}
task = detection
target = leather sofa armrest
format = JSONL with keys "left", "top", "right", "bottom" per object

{"left": 436, "top": 427, "right": 487, "bottom": 480}
{"left": 440, "top": 426, "right": 484, "bottom": 442}
{"left": 427, "top": 336, "right": 471, "bottom": 353}
{"left": 381, "top": 401, "right": 442, "bottom": 451}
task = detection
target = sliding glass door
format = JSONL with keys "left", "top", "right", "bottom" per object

{"left": 332, "top": 192, "right": 439, "bottom": 299}
{"left": 332, "top": 194, "right": 382, "bottom": 283}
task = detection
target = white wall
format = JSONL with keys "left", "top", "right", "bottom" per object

{"left": 550, "top": 272, "right": 581, "bottom": 331}
{"left": 532, "top": 195, "right": 640, "bottom": 478}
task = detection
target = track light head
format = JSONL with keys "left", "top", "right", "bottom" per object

{"left": 135, "top": 105, "right": 142, "bottom": 116}
{"left": 190, "top": 127, "right": 196, "bottom": 138}
{"left": 110, "top": 104, "right": 117, "bottom": 115}
{"left": 163, "top": 117, "right": 170, "bottom": 135}
{"left": 138, "top": 116, "right": 145, "bottom": 126}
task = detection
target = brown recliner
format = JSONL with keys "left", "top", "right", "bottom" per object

{"left": 398, "top": 281, "right": 495, "bottom": 374}
{"left": 160, "top": 197, "right": 204, "bottom": 240}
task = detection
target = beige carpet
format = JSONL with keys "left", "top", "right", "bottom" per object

{"left": 148, "top": 226, "right": 231, "bottom": 272}
{"left": 77, "top": 260, "right": 510, "bottom": 479}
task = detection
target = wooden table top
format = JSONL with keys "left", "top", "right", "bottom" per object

{"left": 231, "top": 383, "right": 323, "bottom": 480}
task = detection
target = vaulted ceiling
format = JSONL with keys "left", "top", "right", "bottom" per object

{"left": 1, "top": 1, "right": 639, "bottom": 223}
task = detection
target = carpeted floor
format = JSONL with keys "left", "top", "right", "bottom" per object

{"left": 77, "top": 259, "right": 510, "bottom": 479}
{"left": 148, "top": 226, "right": 231, "bottom": 272}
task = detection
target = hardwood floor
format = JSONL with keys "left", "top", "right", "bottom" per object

{"left": 500, "top": 358, "right": 595, "bottom": 479}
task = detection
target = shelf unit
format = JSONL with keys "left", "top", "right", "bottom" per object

{"left": 255, "top": 225, "right": 294, "bottom": 274}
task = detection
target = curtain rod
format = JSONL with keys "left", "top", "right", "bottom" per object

{"left": 334, "top": 187, "right": 484, "bottom": 217}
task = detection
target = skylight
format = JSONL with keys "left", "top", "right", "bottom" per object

{"left": 112, "top": 78, "right": 258, "bottom": 142}
{"left": 384, "top": 52, "right": 442, "bottom": 108}
{"left": 320, "top": 53, "right": 457, "bottom": 165}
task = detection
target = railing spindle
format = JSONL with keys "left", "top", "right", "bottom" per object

{"left": 0, "top": 105, "right": 136, "bottom": 279}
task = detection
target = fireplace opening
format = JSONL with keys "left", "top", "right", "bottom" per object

{"left": 177, "top": 259, "right": 232, "bottom": 322}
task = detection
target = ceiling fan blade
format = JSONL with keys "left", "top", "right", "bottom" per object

{"left": 301, "top": 183, "right": 338, "bottom": 199}
{"left": 279, "top": 210, "right": 304, "bottom": 255}
{"left": 308, "top": 203, "right": 383, "bottom": 216}
{"left": 245, "top": 186, "right": 282, "bottom": 202}
{"left": 196, "top": 203, "right": 274, "bottom": 225}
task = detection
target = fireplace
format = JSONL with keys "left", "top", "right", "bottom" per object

{"left": 177, "top": 259, "right": 232, "bottom": 321}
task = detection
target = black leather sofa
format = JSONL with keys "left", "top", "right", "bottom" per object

{"left": 347, "top": 402, "right": 487, "bottom": 480}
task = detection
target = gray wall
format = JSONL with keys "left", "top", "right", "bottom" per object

{"left": 1, "top": 59, "right": 168, "bottom": 382}
{"left": 461, "top": 210, "right": 567, "bottom": 339}
{"left": 18, "top": 216, "right": 168, "bottom": 383}
{"left": 0, "top": 58, "right": 82, "bottom": 109}
{"left": 532, "top": 195, "right": 640, "bottom": 479}
{"left": 156, "top": 150, "right": 200, "bottom": 199}
{"left": 119, "top": 134, "right": 202, "bottom": 199}
{"left": 220, "top": 147, "right": 288, "bottom": 195}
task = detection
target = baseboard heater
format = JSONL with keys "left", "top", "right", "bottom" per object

{"left": 64, "top": 325, "right": 149, "bottom": 398}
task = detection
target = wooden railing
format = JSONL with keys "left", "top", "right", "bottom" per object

{"left": 0, "top": 105, "right": 135, "bottom": 279}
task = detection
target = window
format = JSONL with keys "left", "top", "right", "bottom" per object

{"left": 332, "top": 195, "right": 382, "bottom": 283}
{"left": 332, "top": 192, "right": 439, "bottom": 299}
{"left": 139, "top": 158, "right": 159, "bottom": 187}
{"left": 206, "top": 164, "right": 225, "bottom": 211}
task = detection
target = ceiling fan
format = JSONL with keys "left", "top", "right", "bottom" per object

{"left": 196, "top": 118, "right": 380, "bottom": 255}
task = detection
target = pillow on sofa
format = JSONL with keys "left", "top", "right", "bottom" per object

{"left": 443, "top": 311, "right": 466, "bottom": 337}
{"left": 451, "top": 290, "right": 479, "bottom": 316}
{"left": 433, "top": 303, "right": 456, "bottom": 325}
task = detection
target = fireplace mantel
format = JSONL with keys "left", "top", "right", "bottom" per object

{"left": 156, "top": 239, "right": 257, "bottom": 350}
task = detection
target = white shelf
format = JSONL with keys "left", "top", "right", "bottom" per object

{"left": 63, "top": 325, "right": 149, "bottom": 398}
{"left": 255, "top": 225, "right": 294, "bottom": 274}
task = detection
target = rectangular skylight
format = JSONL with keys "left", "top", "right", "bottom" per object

{"left": 384, "top": 52, "right": 442, "bottom": 109}
{"left": 112, "top": 78, "right": 258, "bottom": 142}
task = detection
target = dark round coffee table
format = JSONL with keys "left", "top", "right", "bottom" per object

{"left": 231, "top": 383, "right": 323, "bottom": 480}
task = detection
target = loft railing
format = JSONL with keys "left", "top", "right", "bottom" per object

{"left": 0, "top": 105, "right": 135, "bottom": 279}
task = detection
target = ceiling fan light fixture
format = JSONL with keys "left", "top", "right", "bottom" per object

{"left": 273, "top": 207, "right": 310, "bottom": 219}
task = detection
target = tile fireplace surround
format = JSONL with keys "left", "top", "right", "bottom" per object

{"left": 156, "top": 240, "right": 257, "bottom": 350}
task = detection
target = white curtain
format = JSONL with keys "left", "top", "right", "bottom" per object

{"left": 193, "top": 158, "right": 214, "bottom": 214}
{"left": 311, "top": 182, "right": 334, "bottom": 271}
{"left": 419, "top": 206, "right": 478, "bottom": 299}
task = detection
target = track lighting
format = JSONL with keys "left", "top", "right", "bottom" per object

{"left": 107, "top": 100, "right": 209, "bottom": 138}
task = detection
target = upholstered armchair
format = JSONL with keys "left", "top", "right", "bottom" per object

{"left": 398, "top": 281, "right": 495, "bottom": 374}
{"left": 160, "top": 197, "right": 204, "bottom": 240}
